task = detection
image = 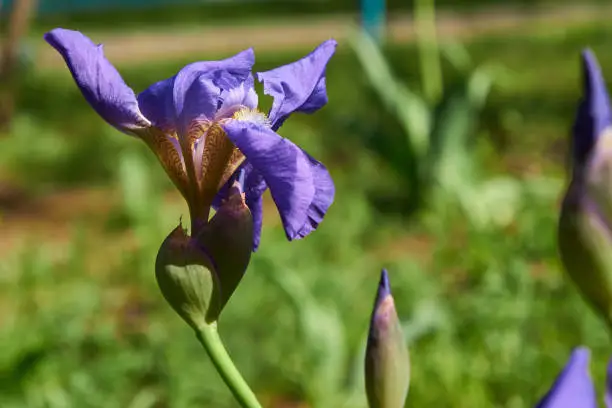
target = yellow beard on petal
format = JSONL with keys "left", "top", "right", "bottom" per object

{"left": 232, "top": 107, "right": 270, "bottom": 127}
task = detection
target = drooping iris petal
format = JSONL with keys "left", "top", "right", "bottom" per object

{"left": 573, "top": 49, "right": 612, "bottom": 168}
{"left": 213, "top": 148, "right": 333, "bottom": 248}
{"left": 535, "top": 348, "right": 597, "bottom": 408}
{"left": 137, "top": 48, "right": 255, "bottom": 131}
{"left": 257, "top": 39, "right": 337, "bottom": 130}
{"left": 242, "top": 165, "right": 267, "bottom": 251}
{"left": 294, "top": 152, "right": 335, "bottom": 238}
{"left": 44, "top": 28, "right": 150, "bottom": 132}
{"left": 222, "top": 121, "right": 315, "bottom": 240}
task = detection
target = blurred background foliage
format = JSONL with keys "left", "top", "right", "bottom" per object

{"left": 2, "top": 0, "right": 612, "bottom": 407}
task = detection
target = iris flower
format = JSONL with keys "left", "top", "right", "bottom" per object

{"left": 44, "top": 28, "right": 336, "bottom": 250}
{"left": 536, "top": 347, "right": 611, "bottom": 408}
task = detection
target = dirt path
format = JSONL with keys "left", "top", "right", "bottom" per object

{"left": 36, "top": 3, "right": 612, "bottom": 69}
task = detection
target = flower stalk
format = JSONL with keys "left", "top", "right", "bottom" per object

{"left": 195, "top": 323, "right": 262, "bottom": 408}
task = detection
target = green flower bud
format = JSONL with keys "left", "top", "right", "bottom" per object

{"left": 194, "top": 183, "right": 253, "bottom": 318}
{"left": 365, "top": 269, "right": 410, "bottom": 408}
{"left": 559, "top": 50, "right": 612, "bottom": 328}
{"left": 155, "top": 179, "right": 253, "bottom": 328}
{"left": 155, "top": 224, "right": 217, "bottom": 330}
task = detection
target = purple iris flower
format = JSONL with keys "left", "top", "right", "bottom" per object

{"left": 535, "top": 347, "right": 612, "bottom": 408}
{"left": 44, "top": 28, "right": 336, "bottom": 250}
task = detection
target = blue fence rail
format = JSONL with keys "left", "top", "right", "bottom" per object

{"left": 361, "top": 0, "right": 386, "bottom": 42}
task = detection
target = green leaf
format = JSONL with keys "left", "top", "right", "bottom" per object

{"left": 349, "top": 30, "right": 431, "bottom": 156}
{"left": 263, "top": 262, "right": 347, "bottom": 406}
{"left": 427, "top": 67, "right": 494, "bottom": 195}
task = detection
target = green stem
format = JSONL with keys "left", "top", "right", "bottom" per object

{"left": 195, "top": 323, "right": 262, "bottom": 408}
{"left": 414, "top": 0, "right": 442, "bottom": 103}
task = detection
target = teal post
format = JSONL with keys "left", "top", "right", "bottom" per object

{"left": 361, "top": 0, "right": 386, "bottom": 42}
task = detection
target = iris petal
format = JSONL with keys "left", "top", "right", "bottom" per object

{"left": 217, "top": 76, "right": 259, "bottom": 119}
{"left": 177, "top": 76, "right": 220, "bottom": 135}
{"left": 213, "top": 146, "right": 333, "bottom": 248}
{"left": 574, "top": 50, "right": 612, "bottom": 166}
{"left": 294, "top": 152, "right": 335, "bottom": 238}
{"left": 535, "top": 347, "right": 597, "bottom": 408}
{"left": 137, "top": 77, "right": 175, "bottom": 132}
{"left": 242, "top": 164, "right": 267, "bottom": 251}
{"left": 257, "top": 39, "right": 337, "bottom": 130}
{"left": 44, "top": 28, "right": 149, "bottom": 133}
{"left": 606, "top": 355, "right": 612, "bottom": 408}
{"left": 222, "top": 121, "right": 315, "bottom": 240}
{"left": 137, "top": 48, "right": 255, "bottom": 131}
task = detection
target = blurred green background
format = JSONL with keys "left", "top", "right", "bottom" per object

{"left": 2, "top": 0, "right": 612, "bottom": 407}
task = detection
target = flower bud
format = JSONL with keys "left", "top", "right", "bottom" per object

{"left": 365, "top": 269, "right": 410, "bottom": 408}
{"left": 155, "top": 175, "right": 253, "bottom": 328}
{"left": 559, "top": 50, "right": 612, "bottom": 328}
{"left": 194, "top": 179, "right": 253, "bottom": 319}
{"left": 155, "top": 224, "right": 217, "bottom": 330}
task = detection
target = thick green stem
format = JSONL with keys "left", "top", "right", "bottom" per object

{"left": 195, "top": 323, "right": 262, "bottom": 408}
{"left": 414, "top": 0, "right": 442, "bottom": 103}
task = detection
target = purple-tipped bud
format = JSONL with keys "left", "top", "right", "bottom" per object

{"left": 365, "top": 269, "right": 410, "bottom": 408}
{"left": 571, "top": 50, "right": 612, "bottom": 172}
{"left": 559, "top": 50, "right": 612, "bottom": 328}
{"left": 155, "top": 173, "right": 253, "bottom": 328}
{"left": 605, "top": 356, "right": 612, "bottom": 408}
{"left": 535, "top": 348, "right": 597, "bottom": 408}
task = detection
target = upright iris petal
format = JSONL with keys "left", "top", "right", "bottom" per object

{"left": 257, "top": 39, "right": 337, "bottom": 130}
{"left": 536, "top": 348, "right": 597, "bottom": 408}
{"left": 136, "top": 48, "right": 255, "bottom": 132}
{"left": 44, "top": 28, "right": 150, "bottom": 133}
{"left": 175, "top": 76, "right": 220, "bottom": 134}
